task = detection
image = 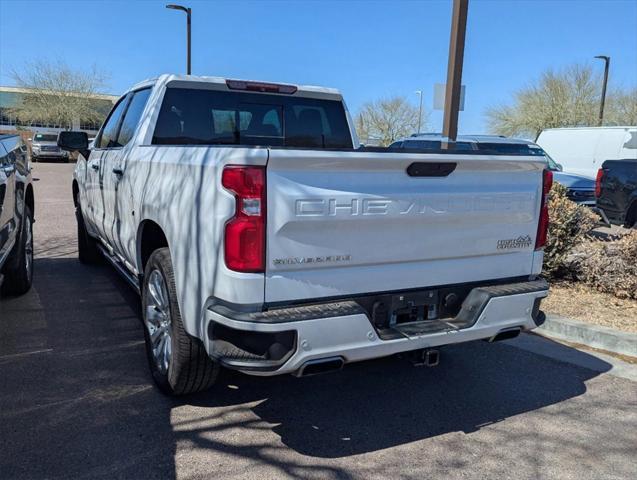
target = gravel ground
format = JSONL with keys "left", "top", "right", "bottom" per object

{"left": 544, "top": 283, "right": 637, "bottom": 333}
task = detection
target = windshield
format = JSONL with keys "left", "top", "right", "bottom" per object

{"left": 475, "top": 141, "right": 560, "bottom": 168}
{"left": 543, "top": 152, "right": 561, "bottom": 171}
{"left": 34, "top": 134, "right": 58, "bottom": 142}
{"left": 475, "top": 142, "right": 545, "bottom": 155}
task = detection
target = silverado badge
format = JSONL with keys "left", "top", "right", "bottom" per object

{"left": 497, "top": 235, "right": 532, "bottom": 250}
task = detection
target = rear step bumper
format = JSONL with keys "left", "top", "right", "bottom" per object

{"left": 204, "top": 279, "right": 548, "bottom": 376}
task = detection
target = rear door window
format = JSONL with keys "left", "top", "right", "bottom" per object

{"left": 152, "top": 88, "right": 352, "bottom": 148}
{"left": 97, "top": 95, "right": 130, "bottom": 149}
{"left": 116, "top": 88, "right": 151, "bottom": 146}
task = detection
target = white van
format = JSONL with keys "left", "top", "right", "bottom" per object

{"left": 536, "top": 126, "right": 637, "bottom": 179}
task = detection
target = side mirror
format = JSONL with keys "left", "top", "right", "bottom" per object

{"left": 58, "top": 131, "right": 90, "bottom": 160}
{"left": 58, "top": 131, "right": 88, "bottom": 151}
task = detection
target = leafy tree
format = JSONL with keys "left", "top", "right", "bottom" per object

{"left": 486, "top": 64, "right": 600, "bottom": 138}
{"left": 10, "top": 60, "right": 109, "bottom": 129}
{"left": 356, "top": 96, "right": 428, "bottom": 146}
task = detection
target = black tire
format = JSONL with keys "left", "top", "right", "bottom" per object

{"left": 75, "top": 196, "right": 101, "bottom": 264}
{"left": 1, "top": 206, "right": 34, "bottom": 296}
{"left": 142, "top": 247, "right": 219, "bottom": 395}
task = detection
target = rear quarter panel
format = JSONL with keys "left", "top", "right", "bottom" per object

{"left": 121, "top": 145, "right": 267, "bottom": 338}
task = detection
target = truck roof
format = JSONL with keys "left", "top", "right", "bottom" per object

{"left": 127, "top": 74, "right": 343, "bottom": 100}
{"left": 540, "top": 126, "right": 636, "bottom": 132}
{"left": 404, "top": 133, "right": 537, "bottom": 146}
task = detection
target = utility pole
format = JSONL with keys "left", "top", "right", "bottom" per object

{"left": 594, "top": 55, "right": 610, "bottom": 127}
{"left": 442, "top": 0, "right": 469, "bottom": 148}
{"left": 166, "top": 4, "right": 192, "bottom": 75}
{"left": 415, "top": 90, "right": 423, "bottom": 134}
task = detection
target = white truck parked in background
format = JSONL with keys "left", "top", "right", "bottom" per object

{"left": 60, "top": 74, "right": 550, "bottom": 395}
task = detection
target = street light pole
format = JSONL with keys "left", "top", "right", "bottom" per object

{"left": 415, "top": 90, "right": 423, "bottom": 134}
{"left": 594, "top": 55, "right": 610, "bottom": 127}
{"left": 166, "top": 4, "right": 192, "bottom": 75}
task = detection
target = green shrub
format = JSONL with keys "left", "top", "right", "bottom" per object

{"left": 543, "top": 182, "right": 598, "bottom": 277}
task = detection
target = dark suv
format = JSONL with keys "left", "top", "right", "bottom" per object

{"left": 0, "top": 134, "right": 34, "bottom": 295}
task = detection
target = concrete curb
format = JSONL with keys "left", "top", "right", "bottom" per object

{"left": 537, "top": 315, "right": 637, "bottom": 358}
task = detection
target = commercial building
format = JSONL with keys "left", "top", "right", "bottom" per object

{"left": 0, "top": 85, "right": 118, "bottom": 136}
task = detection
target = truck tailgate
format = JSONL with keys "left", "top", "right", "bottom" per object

{"left": 265, "top": 149, "right": 545, "bottom": 303}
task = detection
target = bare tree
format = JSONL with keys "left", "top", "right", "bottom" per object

{"left": 10, "top": 60, "right": 109, "bottom": 129}
{"left": 607, "top": 87, "right": 637, "bottom": 126}
{"left": 356, "top": 96, "right": 428, "bottom": 146}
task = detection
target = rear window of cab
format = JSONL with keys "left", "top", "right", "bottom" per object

{"left": 152, "top": 88, "right": 353, "bottom": 149}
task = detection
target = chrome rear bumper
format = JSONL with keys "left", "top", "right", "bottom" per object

{"left": 205, "top": 279, "right": 549, "bottom": 376}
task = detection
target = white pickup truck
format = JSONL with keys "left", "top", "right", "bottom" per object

{"left": 59, "top": 74, "right": 550, "bottom": 395}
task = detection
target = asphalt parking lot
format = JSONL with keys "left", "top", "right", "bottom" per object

{"left": 1, "top": 163, "right": 636, "bottom": 480}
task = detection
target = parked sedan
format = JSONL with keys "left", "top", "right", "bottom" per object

{"left": 31, "top": 132, "right": 69, "bottom": 162}
{"left": 546, "top": 157, "right": 596, "bottom": 206}
{"left": 0, "top": 134, "right": 34, "bottom": 295}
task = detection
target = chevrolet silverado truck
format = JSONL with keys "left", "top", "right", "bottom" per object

{"left": 59, "top": 74, "right": 550, "bottom": 395}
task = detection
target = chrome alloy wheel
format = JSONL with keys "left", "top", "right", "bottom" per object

{"left": 144, "top": 269, "right": 172, "bottom": 374}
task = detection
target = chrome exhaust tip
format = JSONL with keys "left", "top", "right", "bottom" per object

{"left": 297, "top": 357, "right": 344, "bottom": 377}
{"left": 489, "top": 328, "right": 521, "bottom": 342}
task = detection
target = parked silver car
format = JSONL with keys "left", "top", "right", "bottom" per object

{"left": 31, "top": 132, "right": 69, "bottom": 162}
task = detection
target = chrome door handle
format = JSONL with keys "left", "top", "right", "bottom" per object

{"left": 112, "top": 168, "right": 123, "bottom": 176}
{"left": 90, "top": 163, "right": 99, "bottom": 171}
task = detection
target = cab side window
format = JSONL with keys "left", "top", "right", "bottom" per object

{"left": 117, "top": 88, "right": 152, "bottom": 146}
{"left": 97, "top": 96, "right": 130, "bottom": 149}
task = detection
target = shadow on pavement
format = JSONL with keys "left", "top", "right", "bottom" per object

{"left": 185, "top": 336, "right": 612, "bottom": 459}
{"left": 0, "top": 256, "right": 614, "bottom": 478}
{"left": 0, "top": 257, "right": 179, "bottom": 479}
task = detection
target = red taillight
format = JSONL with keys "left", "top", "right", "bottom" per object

{"left": 595, "top": 168, "right": 604, "bottom": 198}
{"left": 222, "top": 166, "right": 266, "bottom": 272}
{"left": 536, "top": 169, "right": 553, "bottom": 250}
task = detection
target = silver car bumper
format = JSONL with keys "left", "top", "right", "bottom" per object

{"left": 204, "top": 279, "right": 549, "bottom": 376}
{"left": 33, "top": 150, "right": 67, "bottom": 157}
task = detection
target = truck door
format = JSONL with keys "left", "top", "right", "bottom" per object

{"left": 0, "top": 140, "right": 17, "bottom": 262}
{"left": 87, "top": 94, "right": 131, "bottom": 243}
{"left": 101, "top": 88, "right": 151, "bottom": 266}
